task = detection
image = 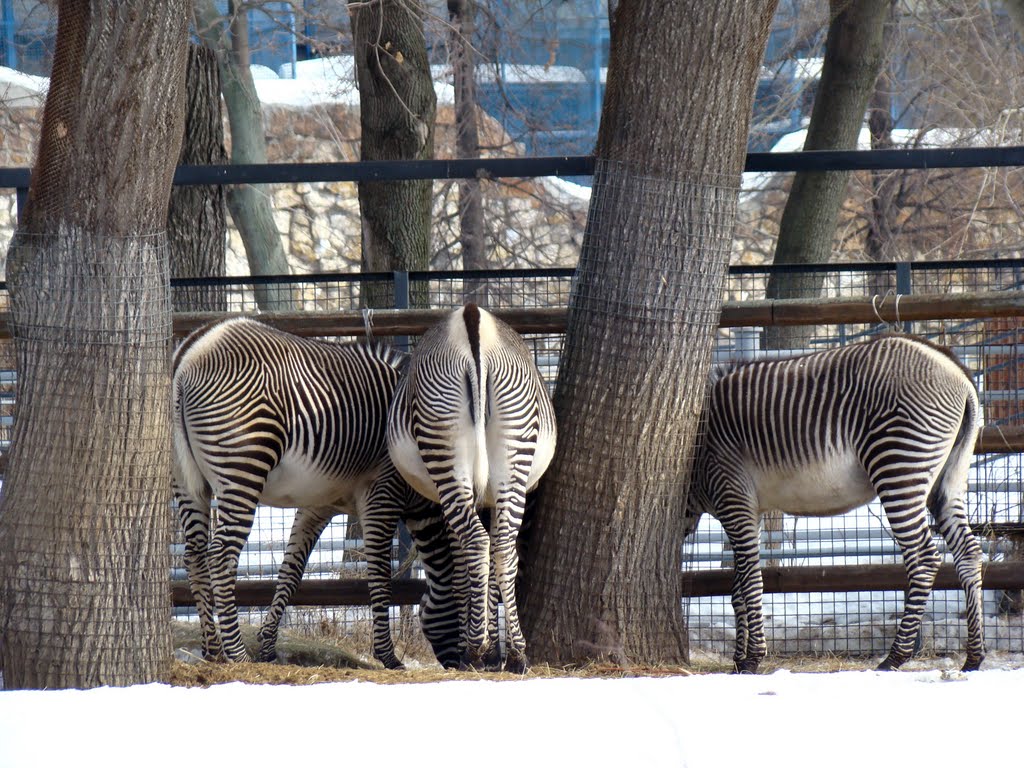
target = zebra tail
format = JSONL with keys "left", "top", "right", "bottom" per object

{"left": 462, "top": 303, "right": 489, "bottom": 496}
{"left": 929, "top": 385, "right": 980, "bottom": 513}
{"left": 172, "top": 378, "right": 209, "bottom": 502}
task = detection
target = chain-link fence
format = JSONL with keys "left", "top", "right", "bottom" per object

{"left": 2, "top": 258, "right": 1022, "bottom": 665}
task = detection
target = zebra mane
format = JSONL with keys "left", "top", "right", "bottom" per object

{"left": 707, "top": 361, "right": 734, "bottom": 387}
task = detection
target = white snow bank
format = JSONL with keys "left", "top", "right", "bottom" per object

{"left": 1, "top": 667, "right": 1022, "bottom": 768}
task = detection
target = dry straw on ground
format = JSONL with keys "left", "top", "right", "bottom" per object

{"left": 168, "top": 620, "right": 1008, "bottom": 686}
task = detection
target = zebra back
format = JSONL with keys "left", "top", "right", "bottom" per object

{"left": 173, "top": 317, "right": 408, "bottom": 499}
{"left": 688, "top": 334, "right": 979, "bottom": 519}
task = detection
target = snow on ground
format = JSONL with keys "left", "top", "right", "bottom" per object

{"left": 2, "top": 664, "right": 1023, "bottom": 767}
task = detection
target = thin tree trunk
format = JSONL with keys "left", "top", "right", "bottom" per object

{"left": 169, "top": 43, "right": 228, "bottom": 313}
{"left": 0, "top": 1, "right": 189, "bottom": 689}
{"left": 449, "top": 0, "right": 488, "bottom": 304}
{"left": 865, "top": 6, "right": 900, "bottom": 297}
{"left": 194, "top": 0, "right": 292, "bottom": 310}
{"left": 350, "top": 0, "right": 436, "bottom": 309}
{"left": 763, "top": 0, "right": 889, "bottom": 349}
{"left": 520, "top": 0, "right": 778, "bottom": 667}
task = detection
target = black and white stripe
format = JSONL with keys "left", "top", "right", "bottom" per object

{"left": 687, "top": 334, "right": 984, "bottom": 673}
{"left": 387, "top": 303, "right": 557, "bottom": 672}
{"left": 172, "top": 317, "right": 460, "bottom": 669}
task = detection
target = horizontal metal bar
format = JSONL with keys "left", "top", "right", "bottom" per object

{"left": 683, "top": 561, "right": 1024, "bottom": 597}
{"left": 3, "top": 146, "right": 1024, "bottom": 192}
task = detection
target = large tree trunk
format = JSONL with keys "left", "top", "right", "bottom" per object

{"left": 350, "top": 0, "right": 436, "bottom": 309}
{"left": 194, "top": 0, "right": 292, "bottom": 310}
{"left": 449, "top": 0, "right": 488, "bottom": 304}
{"left": 0, "top": 1, "right": 189, "bottom": 689}
{"left": 169, "top": 43, "right": 228, "bottom": 313}
{"left": 763, "top": 0, "right": 889, "bottom": 349}
{"left": 519, "top": 0, "right": 778, "bottom": 667}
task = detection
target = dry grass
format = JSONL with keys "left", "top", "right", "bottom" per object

{"left": 167, "top": 620, "right": 697, "bottom": 686}
{"left": 163, "top": 659, "right": 697, "bottom": 687}
{"left": 167, "top": 620, "right": 1014, "bottom": 687}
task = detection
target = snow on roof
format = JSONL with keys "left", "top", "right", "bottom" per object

{"left": 741, "top": 123, "right": 1009, "bottom": 193}
{"left": 793, "top": 57, "right": 823, "bottom": 81}
{"left": 475, "top": 63, "right": 587, "bottom": 84}
{"left": 0, "top": 60, "right": 457, "bottom": 110}
{"left": 0, "top": 66, "right": 48, "bottom": 108}
{"left": 277, "top": 56, "right": 354, "bottom": 81}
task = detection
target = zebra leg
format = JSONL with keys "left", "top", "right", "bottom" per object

{"left": 441, "top": 491, "right": 492, "bottom": 670}
{"left": 878, "top": 524, "right": 941, "bottom": 671}
{"left": 403, "top": 501, "right": 462, "bottom": 669}
{"left": 257, "top": 506, "right": 334, "bottom": 662}
{"left": 174, "top": 484, "right": 223, "bottom": 662}
{"left": 491, "top": 490, "right": 529, "bottom": 674}
{"left": 450, "top": 527, "right": 472, "bottom": 660}
{"left": 361, "top": 494, "right": 405, "bottom": 670}
{"left": 720, "top": 510, "right": 765, "bottom": 673}
{"left": 484, "top": 561, "right": 502, "bottom": 670}
{"left": 871, "top": 446, "right": 944, "bottom": 672}
{"left": 208, "top": 491, "right": 260, "bottom": 662}
{"left": 479, "top": 507, "right": 502, "bottom": 670}
{"left": 932, "top": 496, "right": 985, "bottom": 671}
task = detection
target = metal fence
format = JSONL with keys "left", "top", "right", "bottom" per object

{"left": 3, "top": 258, "right": 1023, "bottom": 664}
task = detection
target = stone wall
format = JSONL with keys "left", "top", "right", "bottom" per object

{"left": 0, "top": 100, "right": 587, "bottom": 281}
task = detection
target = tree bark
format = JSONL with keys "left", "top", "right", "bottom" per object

{"left": 169, "top": 43, "right": 228, "bottom": 313}
{"left": 449, "top": 0, "right": 488, "bottom": 304}
{"left": 350, "top": 0, "right": 436, "bottom": 309}
{"left": 194, "top": 0, "right": 292, "bottom": 310}
{"left": 519, "top": 0, "right": 778, "bottom": 666}
{"left": 864, "top": 2, "right": 901, "bottom": 298}
{"left": 0, "top": 1, "right": 189, "bottom": 689}
{"left": 763, "top": 0, "right": 889, "bottom": 349}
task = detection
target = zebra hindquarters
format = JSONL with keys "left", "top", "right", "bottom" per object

{"left": 256, "top": 506, "right": 335, "bottom": 663}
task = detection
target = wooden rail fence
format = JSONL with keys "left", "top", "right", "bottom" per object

{"left": 2, "top": 288, "right": 1022, "bottom": 605}
{"left": 169, "top": 562, "right": 1024, "bottom": 607}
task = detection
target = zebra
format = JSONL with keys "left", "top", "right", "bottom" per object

{"left": 685, "top": 334, "right": 984, "bottom": 674}
{"left": 172, "top": 317, "right": 461, "bottom": 669}
{"left": 387, "top": 303, "right": 557, "bottom": 673}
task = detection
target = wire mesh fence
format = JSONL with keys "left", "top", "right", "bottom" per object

{"left": 0, "top": 233, "right": 174, "bottom": 686}
{"left": 2, "top": 258, "right": 1023, "bottom": 666}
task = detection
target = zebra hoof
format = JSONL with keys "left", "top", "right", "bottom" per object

{"left": 482, "top": 646, "right": 503, "bottom": 672}
{"left": 459, "top": 646, "right": 490, "bottom": 671}
{"left": 376, "top": 653, "right": 405, "bottom": 671}
{"left": 961, "top": 654, "right": 984, "bottom": 672}
{"left": 733, "top": 659, "right": 761, "bottom": 675}
{"left": 876, "top": 654, "right": 906, "bottom": 671}
{"left": 503, "top": 652, "right": 529, "bottom": 675}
